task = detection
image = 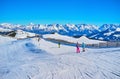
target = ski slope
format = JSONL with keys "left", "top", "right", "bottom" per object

{"left": 0, "top": 35, "right": 120, "bottom": 79}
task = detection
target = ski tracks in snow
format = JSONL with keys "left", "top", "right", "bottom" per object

{"left": 33, "top": 51, "right": 120, "bottom": 79}
{"left": 0, "top": 37, "right": 120, "bottom": 79}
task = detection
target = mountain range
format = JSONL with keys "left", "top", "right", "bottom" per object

{"left": 0, "top": 23, "right": 120, "bottom": 41}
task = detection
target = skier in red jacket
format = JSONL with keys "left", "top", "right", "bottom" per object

{"left": 76, "top": 42, "right": 80, "bottom": 53}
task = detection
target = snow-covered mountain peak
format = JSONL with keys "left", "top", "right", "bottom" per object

{"left": 1, "top": 23, "right": 12, "bottom": 26}
{"left": 0, "top": 23, "right": 13, "bottom": 28}
{"left": 29, "top": 22, "right": 35, "bottom": 26}
{"left": 0, "top": 23, "right": 120, "bottom": 41}
{"left": 116, "top": 28, "right": 120, "bottom": 32}
{"left": 99, "top": 24, "right": 120, "bottom": 31}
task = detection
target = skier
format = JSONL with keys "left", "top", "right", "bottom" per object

{"left": 58, "top": 42, "right": 60, "bottom": 48}
{"left": 37, "top": 37, "right": 41, "bottom": 46}
{"left": 76, "top": 42, "right": 80, "bottom": 53}
{"left": 82, "top": 42, "right": 85, "bottom": 52}
{"left": 38, "top": 37, "right": 40, "bottom": 42}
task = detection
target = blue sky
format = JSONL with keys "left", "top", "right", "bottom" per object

{"left": 0, "top": 0, "right": 120, "bottom": 25}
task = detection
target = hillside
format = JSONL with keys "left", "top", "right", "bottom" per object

{"left": 43, "top": 33, "right": 106, "bottom": 44}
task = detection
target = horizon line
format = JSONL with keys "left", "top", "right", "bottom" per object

{"left": 0, "top": 22, "right": 120, "bottom": 26}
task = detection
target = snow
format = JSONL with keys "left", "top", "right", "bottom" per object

{"left": 15, "top": 30, "right": 36, "bottom": 39}
{"left": 43, "top": 33, "right": 106, "bottom": 44}
{"left": 104, "top": 31, "right": 115, "bottom": 36}
{"left": 99, "top": 37, "right": 104, "bottom": 40}
{"left": 33, "top": 38, "right": 75, "bottom": 55}
{"left": 1, "top": 23, "right": 12, "bottom": 27}
{"left": 76, "top": 36, "right": 106, "bottom": 44}
{"left": 0, "top": 28, "right": 11, "bottom": 32}
{"left": 43, "top": 33, "right": 75, "bottom": 43}
{"left": 114, "top": 34, "right": 120, "bottom": 37}
{"left": 0, "top": 34, "right": 120, "bottom": 79}
{"left": 0, "top": 35, "right": 16, "bottom": 45}
{"left": 116, "top": 28, "right": 120, "bottom": 32}
{"left": 0, "top": 23, "right": 100, "bottom": 36}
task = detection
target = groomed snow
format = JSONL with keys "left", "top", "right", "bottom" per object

{"left": 43, "top": 33, "right": 106, "bottom": 44}
{"left": 0, "top": 35, "right": 120, "bottom": 79}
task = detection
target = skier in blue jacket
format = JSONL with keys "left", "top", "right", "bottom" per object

{"left": 82, "top": 42, "right": 85, "bottom": 52}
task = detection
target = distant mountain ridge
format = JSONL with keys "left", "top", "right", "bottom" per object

{"left": 0, "top": 23, "right": 120, "bottom": 41}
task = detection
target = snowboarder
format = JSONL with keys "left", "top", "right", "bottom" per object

{"left": 58, "top": 42, "right": 60, "bottom": 48}
{"left": 76, "top": 42, "right": 80, "bottom": 53}
{"left": 82, "top": 42, "right": 85, "bottom": 52}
